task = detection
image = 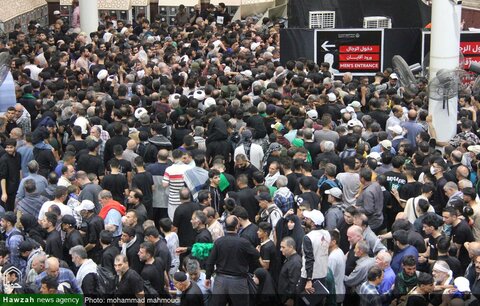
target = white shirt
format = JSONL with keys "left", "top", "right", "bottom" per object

{"left": 38, "top": 201, "right": 73, "bottom": 222}
{"left": 328, "top": 247, "right": 346, "bottom": 301}
{"left": 234, "top": 143, "right": 264, "bottom": 171}
{"left": 74, "top": 116, "right": 89, "bottom": 135}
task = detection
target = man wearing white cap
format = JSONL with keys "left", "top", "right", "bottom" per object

{"left": 324, "top": 187, "right": 345, "bottom": 230}
{"left": 388, "top": 125, "right": 406, "bottom": 151}
{"left": 386, "top": 105, "right": 404, "bottom": 138}
{"left": 299, "top": 209, "right": 331, "bottom": 298}
{"left": 76, "top": 200, "right": 104, "bottom": 263}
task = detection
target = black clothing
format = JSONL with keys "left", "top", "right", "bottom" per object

{"left": 67, "top": 140, "right": 87, "bottom": 155}
{"left": 130, "top": 203, "right": 148, "bottom": 226}
{"left": 81, "top": 273, "right": 98, "bottom": 295}
{"left": 337, "top": 218, "right": 352, "bottom": 254}
{"left": 433, "top": 176, "right": 448, "bottom": 213}
{"left": 437, "top": 255, "right": 463, "bottom": 278}
{"left": 154, "top": 238, "right": 172, "bottom": 270}
{"left": 106, "top": 158, "right": 132, "bottom": 176}
{"left": 126, "top": 237, "right": 144, "bottom": 274}
{"left": 278, "top": 253, "right": 302, "bottom": 303}
{"left": 132, "top": 172, "right": 154, "bottom": 217}
{"left": 84, "top": 214, "right": 104, "bottom": 263}
{"left": 304, "top": 141, "right": 321, "bottom": 163}
{"left": 239, "top": 223, "right": 260, "bottom": 247}
{"left": 77, "top": 154, "right": 105, "bottom": 178}
{"left": 102, "top": 173, "right": 129, "bottom": 204}
{"left": 260, "top": 240, "right": 280, "bottom": 283}
{"left": 0, "top": 152, "right": 21, "bottom": 211}
{"left": 399, "top": 181, "right": 423, "bottom": 202}
{"left": 287, "top": 172, "right": 303, "bottom": 196}
{"left": 114, "top": 268, "right": 144, "bottom": 305}
{"left": 452, "top": 220, "right": 474, "bottom": 272}
{"left": 104, "top": 135, "right": 129, "bottom": 164}
{"left": 173, "top": 202, "right": 202, "bottom": 247}
{"left": 140, "top": 257, "right": 167, "bottom": 295}
{"left": 33, "top": 147, "right": 57, "bottom": 178}
{"left": 235, "top": 187, "right": 259, "bottom": 223}
{"left": 297, "top": 191, "right": 321, "bottom": 210}
{"left": 180, "top": 281, "right": 205, "bottom": 306}
{"left": 63, "top": 229, "right": 84, "bottom": 270}
{"left": 206, "top": 232, "right": 260, "bottom": 279}
{"left": 171, "top": 127, "right": 191, "bottom": 150}
{"left": 246, "top": 114, "right": 267, "bottom": 139}
{"left": 368, "top": 110, "right": 389, "bottom": 130}
{"left": 234, "top": 164, "right": 260, "bottom": 188}
{"left": 45, "top": 229, "right": 63, "bottom": 260}
{"left": 101, "top": 244, "right": 120, "bottom": 274}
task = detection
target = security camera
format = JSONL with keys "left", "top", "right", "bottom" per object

{"left": 451, "top": 0, "right": 462, "bottom": 4}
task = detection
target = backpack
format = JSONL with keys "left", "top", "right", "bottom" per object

{"left": 8, "top": 231, "right": 40, "bottom": 250}
{"left": 96, "top": 266, "right": 115, "bottom": 295}
{"left": 143, "top": 280, "right": 159, "bottom": 296}
{"left": 317, "top": 176, "right": 343, "bottom": 191}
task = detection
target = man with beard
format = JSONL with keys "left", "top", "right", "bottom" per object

{"left": 113, "top": 254, "right": 144, "bottom": 306}
{"left": 75, "top": 200, "right": 104, "bottom": 263}
{"left": 137, "top": 241, "right": 167, "bottom": 296}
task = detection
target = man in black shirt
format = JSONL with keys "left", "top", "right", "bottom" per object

{"left": 120, "top": 226, "right": 143, "bottom": 274}
{"left": 132, "top": 156, "right": 154, "bottom": 219}
{"left": 205, "top": 215, "right": 259, "bottom": 306}
{"left": 443, "top": 206, "right": 474, "bottom": 273}
{"left": 235, "top": 175, "right": 259, "bottom": 223}
{"left": 0, "top": 138, "right": 22, "bottom": 211}
{"left": 138, "top": 241, "right": 167, "bottom": 295}
{"left": 104, "top": 122, "right": 128, "bottom": 164}
{"left": 234, "top": 154, "right": 259, "bottom": 188}
{"left": 61, "top": 215, "right": 84, "bottom": 271}
{"left": 114, "top": 254, "right": 144, "bottom": 305}
{"left": 232, "top": 206, "right": 260, "bottom": 247}
{"left": 102, "top": 158, "right": 129, "bottom": 204}
{"left": 76, "top": 200, "right": 104, "bottom": 263}
{"left": 176, "top": 210, "right": 213, "bottom": 263}
{"left": 144, "top": 226, "right": 172, "bottom": 271}
{"left": 41, "top": 212, "right": 63, "bottom": 260}
{"left": 76, "top": 137, "right": 105, "bottom": 181}
{"left": 278, "top": 236, "right": 302, "bottom": 305}
{"left": 173, "top": 188, "right": 202, "bottom": 251}
{"left": 174, "top": 271, "right": 205, "bottom": 306}
{"left": 100, "top": 230, "right": 120, "bottom": 274}
{"left": 126, "top": 189, "right": 148, "bottom": 225}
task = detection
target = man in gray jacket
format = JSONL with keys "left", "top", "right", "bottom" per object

{"left": 356, "top": 168, "right": 384, "bottom": 233}
{"left": 344, "top": 239, "right": 376, "bottom": 293}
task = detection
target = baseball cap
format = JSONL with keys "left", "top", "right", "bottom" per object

{"left": 468, "top": 145, "right": 480, "bottom": 155}
{"left": 347, "top": 119, "right": 363, "bottom": 128}
{"left": 349, "top": 101, "right": 362, "bottom": 108}
{"left": 251, "top": 42, "right": 260, "bottom": 51}
{"left": 303, "top": 209, "right": 325, "bottom": 226}
{"left": 18, "top": 240, "right": 34, "bottom": 253}
{"left": 390, "top": 73, "right": 399, "bottom": 80}
{"left": 61, "top": 215, "right": 77, "bottom": 226}
{"left": 367, "top": 152, "right": 382, "bottom": 164}
{"left": 388, "top": 125, "right": 403, "bottom": 135}
{"left": 307, "top": 109, "right": 318, "bottom": 120}
{"left": 255, "top": 192, "right": 272, "bottom": 202}
{"left": 54, "top": 10, "right": 60, "bottom": 15}
{"left": 240, "top": 70, "right": 252, "bottom": 78}
{"left": 271, "top": 122, "right": 284, "bottom": 132}
{"left": 75, "top": 200, "right": 95, "bottom": 212}
{"left": 325, "top": 187, "right": 343, "bottom": 199}
{"left": 380, "top": 139, "right": 392, "bottom": 150}
{"left": 97, "top": 69, "right": 108, "bottom": 80}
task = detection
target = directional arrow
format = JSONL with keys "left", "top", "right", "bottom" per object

{"left": 321, "top": 41, "right": 336, "bottom": 52}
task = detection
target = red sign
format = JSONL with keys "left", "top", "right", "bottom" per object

{"left": 464, "top": 56, "right": 480, "bottom": 69}
{"left": 460, "top": 42, "right": 480, "bottom": 55}
{"left": 339, "top": 62, "right": 380, "bottom": 70}
{"left": 339, "top": 54, "right": 380, "bottom": 61}
{"left": 339, "top": 45, "right": 381, "bottom": 53}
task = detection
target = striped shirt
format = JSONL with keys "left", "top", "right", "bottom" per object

{"left": 163, "top": 162, "right": 191, "bottom": 206}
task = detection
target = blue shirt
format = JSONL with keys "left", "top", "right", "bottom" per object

{"left": 17, "top": 145, "right": 34, "bottom": 176}
{"left": 5, "top": 228, "right": 25, "bottom": 273}
{"left": 391, "top": 245, "right": 419, "bottom": 275}
{"left": 370, "top": 144, "right": 396, "bottom": 155}
{"left": 105, "top": 209, "right": 122, "bottom": 237}
{"left": 377, "top": 266, "right": 396, "bottom": 294}
{"left": 35, "top": 268, "right": 82, "bottom": 293}
{"left": 16, "top": 173, "right": 48, "bottom": 200}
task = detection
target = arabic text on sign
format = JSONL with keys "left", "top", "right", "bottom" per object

{"left": 339, "top": 62, "right": 379, "bottom": 70}
{"left": 339, "top": 45, "right": 380, "bottom": 53}
{"left": 460, "top": 42, "right": 480, "bottom": 55}
{"left": 463, "top": 56, "right": 480, "bottom": 69}
{"left": 339, "top": 54, "right": 380, "bottom": 61}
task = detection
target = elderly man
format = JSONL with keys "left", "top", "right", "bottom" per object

{"left": 69, "top": 245, "right": 98, "bottom": 295}
{"left": 344, "top": 239, "right": 376, "bottom": 294}
{"left": 35, "top": 257, "right": 82, "bottom": 293}
{"left": 98, "top": 190, "right": 126, "bottom": 244}
{"left": 14, "top": 103, "right": 31, "bottom": 135}
{"left": 16, "top": 160, "right": 48, "bottom": 201}
{"left": 375, "top": 250, "right": 396, "bottom": 294}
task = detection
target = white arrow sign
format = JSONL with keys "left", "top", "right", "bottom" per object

{"left": 321, "top": 41, "right": 336, "bottom": 52}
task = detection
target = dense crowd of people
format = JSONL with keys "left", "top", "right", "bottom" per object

{"left": 1, "top": 2, "right": 480, "bottom": 306}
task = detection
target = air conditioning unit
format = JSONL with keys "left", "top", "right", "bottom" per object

{"left": 309, "top": 11, "right": 335, "bottom": 29}
{"left": 363, "top": 16, "right": 392, "bottom": 29}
